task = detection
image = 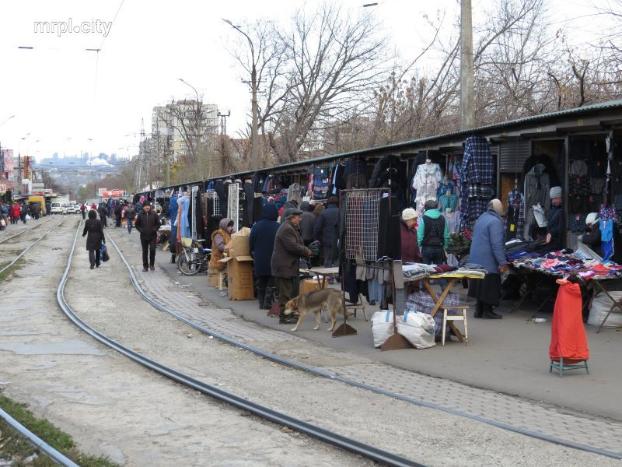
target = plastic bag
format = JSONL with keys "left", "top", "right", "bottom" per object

{"left": 397, "top": 311, "right": 436, "bottom": 349}
{"left": 371, "top": 310, "right": 394, "bottom": 348}
{"left": 100, "top": 243, "right": 110, "bottom": 262}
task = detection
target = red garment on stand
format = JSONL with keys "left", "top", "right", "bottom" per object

{"left": 549, "top": 279, "right": 590, "bottom": 363}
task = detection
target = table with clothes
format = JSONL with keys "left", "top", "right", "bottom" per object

{"left": 402, "top": 264, "right": 486, "bottom": 341}
{"left": 507, "top": 245, "right": 622, "bottom": 322}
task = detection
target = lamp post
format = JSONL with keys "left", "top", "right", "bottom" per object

{"left": 223, "top": 19, "right": 259, "bottom": 169}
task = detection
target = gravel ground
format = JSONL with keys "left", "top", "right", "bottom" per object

{"left": 62, "top": 227, "right": 622, "bottom": 466}
{"left": 1, "top": 221, "right": 368, "bottom": 466}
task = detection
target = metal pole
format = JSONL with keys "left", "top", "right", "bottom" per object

{"left": 460, "top": 0, "right": 475, "bottom": 130}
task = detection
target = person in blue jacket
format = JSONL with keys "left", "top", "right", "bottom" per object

{"left": 249, "top": 203, "right": 280, "bottom": 309}
{"left": 468, "top": 199, "right": 509, "bottom": 319}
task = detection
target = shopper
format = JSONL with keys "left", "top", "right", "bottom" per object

{"left": 97, "top": 203, "right": 108, "bottom": 228}
{"left": 546, "top": 186, "right": 564, "bottom": 251}
{"left": 134, "top": 203, "right": 161, "bottom": 272}
{"left": 10, "top": 203, "right": 20, "bottom": 224}
{"left": 299, "top": 201, "right": 315, "bottom": 246}
{"left": 417, "top": 200, "right": 449, "bottom": 264}
{"left": 125, "top": 203, "right": 136, "bottom": 234}
{"left": 313, "top": 196, "right": 340, "bottom": 267}
{"left": 208, "top": 218, "right": 234, "bottom": 272}
{"left": 20, "top": 203, "right": 28, "bottom": 224}
{"left": 80, "top": 203, "right": 86, "bottom": 220}
{"left": 250, "top": 204, "right": 280, "bottom": 309}
{"left": 271, "top": 208, "right": 313, "bottom": 324}
{"left": 114, "top": 203, "right": 123, "bottom": 228}
{"left": 468, "top": 199, "right": 508, "bottom": 319}
{"left": 400, "top": 207, "right": 421, "bottom": 263}
{"left": 82, "top": 209, "right": 105, "bottom": 269}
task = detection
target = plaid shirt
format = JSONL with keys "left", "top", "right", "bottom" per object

{"left": 461, "top": 136, "right": 494, "bottom": 185}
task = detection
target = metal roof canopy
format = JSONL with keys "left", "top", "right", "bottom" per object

{"left": 144, "top": 99, "right": 622, "bottom": 194}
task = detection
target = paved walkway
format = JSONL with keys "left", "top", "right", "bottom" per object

{"left": 110, "top": 229, "right": 622, "bottom": 459}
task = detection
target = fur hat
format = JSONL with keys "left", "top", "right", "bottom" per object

{"left": 402, "top": 208, "right": 417, "bottom": 221}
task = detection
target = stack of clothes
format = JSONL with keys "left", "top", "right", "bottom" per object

{"left": 405, "top": 291, "right": 461, "bottom": 338}
{"left": 511, "top": 249, "right": 622, "bottom": 279}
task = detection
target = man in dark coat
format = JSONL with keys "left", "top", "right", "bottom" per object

{"left": 546, "top": 186, "right": 564, "bottom": 251}
{"left": 250, "top": 203, "right": 280, "bottom": 309}
{"left": 135, "top": 203, "right": 161, "bottom": 272}
{"left": 313, "top": 196, "right": 339, "bottom": 267}
{"left": 299, "top": 201, "right": 315, "bottom": 246}
{"left": 114, "top": 202, "right": 123, "bottom": 228}
{"left": 271, "top": 208, "right": 312, "bottom": 324}
{"left": 97, "top": 203, "right": 108, "bottom": 228}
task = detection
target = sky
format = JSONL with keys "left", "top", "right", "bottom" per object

{"left": 0, "top": 0, "right": 612, "bottom": 161}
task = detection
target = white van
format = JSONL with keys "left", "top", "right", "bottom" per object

{"left": 50, "top": 202, "right": 63, "bottom": 214}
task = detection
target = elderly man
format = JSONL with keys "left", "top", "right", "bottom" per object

{"left": 468, "top": 199, "right": 508, "bottom": 319}
{"left": 134, "top": 203, "right": 161, "bottom": 272}
{"left": 271, "top": 208, "right": 313, "bottom": 324}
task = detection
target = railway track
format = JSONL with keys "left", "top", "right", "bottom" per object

{"left": 106, "top": 231, "right": 622, "bottom": 462}
{"left": 58, "top": 224, "right": 421, "bottom": 466}
{"left": 0, "top": 216, "right": 56, "bottom": 245}
{"left": 0, "top": 218, "right": 68, "bottom": 277}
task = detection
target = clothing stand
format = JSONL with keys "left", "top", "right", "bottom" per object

{"left": 227, "top": 182, "right": 240, "bottom": 232}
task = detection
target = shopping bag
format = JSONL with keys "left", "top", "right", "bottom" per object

{"left": 100, "top": 243, "right": 110, "bottom": 262}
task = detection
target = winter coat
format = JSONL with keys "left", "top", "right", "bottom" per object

{"left": 135, "top": 211, "right": 161, "bottom": 241}
{"left": 417, "top": 208, "right": 449, "bottom": 248}
{"left": 209, "top": 218, "right": 232, "bottom": 272}
{"left": 249, "top": 204, "right": 280, "bottom": 276}
{"left": 547, "top": 205, "right": 565, "bottom": 251}
{"left": 313, "top": 203, "right": 339, "bottom": 249}
{"left": 400, "top": 221, "right": 421, "bottom": 263}
{"left": 468, "top": 209, "right": 507, "bottom": 274}
{"left": 299, "top": 202, "right": 315, "bottom": 243}
{"left": 271, "top": 220, "right": 311, "bottom": 278}
{"left": 10, "top": 204, "right": 20, "bottom": 218}
{"left": 82, "top": 218, "right": 105, "bottom": 251}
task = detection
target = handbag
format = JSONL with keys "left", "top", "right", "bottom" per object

{"left": 100, "top": 243, "right": 110, "bottom": 262}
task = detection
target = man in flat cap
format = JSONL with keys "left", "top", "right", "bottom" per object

{"left": 546, "top": 186, "right": 564, "bottom": 251}
{"left": 271, "top": 208, "right": 313, "bottom": 324}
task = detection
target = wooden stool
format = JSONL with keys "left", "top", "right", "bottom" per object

{"left": 442, "top": 306, "right": 468, "bottom": 346}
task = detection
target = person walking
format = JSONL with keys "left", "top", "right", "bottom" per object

{"left": 125, "top": 203, "right": 136, "bottom": 234}
{"left": 271, "top": 208, "right": 313, "bottom": 324}
{"left": 114, "top": 203, "right": 123, "bottom": 228}
{"left": 400, "top": 208, "right": 421, "bottom": 263}
{"left": 80, "top": 203, "right": 86, "bottom": 220}
{"left": 134, "top": 203, "right": 161, "bottom": 272}
{"left": 20, "top": 203, "right": 28, "bottom": 224}
{"left": 468, "top": 199, "right": 508, "bottom": 319}
{"left": 82, "top": 209, "right": 105, "bottom": 269}
{"left": 417, "top": 200, "right": 449, "bottom": 265}
{"left": 250, "top": 204, "right": 280, "bottom": 310}
{"left": 97, "top": 203, "right": 108, "bottom": 228}
{"left": 10, "top": 203, "right": 20, "bottom": 224}
{"left": 313, "top": 196, "right": 339, "bottom": 267}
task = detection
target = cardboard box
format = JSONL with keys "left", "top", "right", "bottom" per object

{"left": 230, "top": 227, "right": 251, "bottom": 258}
{"left": 226, "top": 256, "right": 255, "bottom": 300}
{"left": 299, "top": 278, "right": 326, "bottom": 295}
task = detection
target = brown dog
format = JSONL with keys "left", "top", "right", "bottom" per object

{"left": 284, "top": 288, "right": 344, "bottom": 332}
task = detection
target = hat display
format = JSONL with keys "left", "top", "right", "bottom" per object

{"left": 550, "top": 186, "right": 562, "bottom": 199}
{"left": 402, "top": 208, "right": 417, "bottom": 221}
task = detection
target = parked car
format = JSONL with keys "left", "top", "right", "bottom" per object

{"left": 50, "top": 202, "right": 63, "bottom": 215}
{"left": 67, "top": 203, "right": 79, "bottom": 214}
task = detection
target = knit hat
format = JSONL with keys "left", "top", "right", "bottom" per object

{"left": 550, "top": 186, "right": 562, "bottom": 199}
{"left": 402, "top": 208, "right": 417, "bottom": 221}
{"left": 489, "top": 199, "right": 503, "bottom": 216}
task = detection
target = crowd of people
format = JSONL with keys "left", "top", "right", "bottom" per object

{"left": 0, "top": 200, "right": 34, "bottom": 229}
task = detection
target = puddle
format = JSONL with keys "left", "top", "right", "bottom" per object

{"left": 0, "top": 339, "right": 104, "bottom": 356}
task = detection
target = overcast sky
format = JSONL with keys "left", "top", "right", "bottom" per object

{"left": 0, "top": 0, "right": 609, "bottom": 160}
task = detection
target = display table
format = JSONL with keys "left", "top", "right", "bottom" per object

{"left": 299, "top": 266, "right": 339, "bottom": 288}
{"left": 403, "top": 266, "right": 486, "bottom": 343}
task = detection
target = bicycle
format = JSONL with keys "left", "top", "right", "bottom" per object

{"left": 177, "top": 238, "right": 211, "bottom": 276}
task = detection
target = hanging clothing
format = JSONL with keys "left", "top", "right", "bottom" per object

{"left": 412, "top": 162, "right": 442, "bottom": 213}
{"left": 459, "top": 136, "right": 495, "bottom": 231}
{"left": 177, "top": 195, "right": 191, "bottom": 239}
{"left": 312, "top": 168, "right": 330, "bottom": 199}
{"left": 377, "top": 195, "right": 401, "bottom": 260}
{"left": 506, "top": 190, "right": 525, "bottom": 240}
{"left": 438, "top": 193, "right": 458, "bottom": 213}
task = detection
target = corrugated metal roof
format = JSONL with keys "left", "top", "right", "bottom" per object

{"left": 151, "top": 98, "right": 622, "bottom": 191}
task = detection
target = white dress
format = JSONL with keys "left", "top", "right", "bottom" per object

{"left": 412, "top": 162, "right": 442, "bottom": 213}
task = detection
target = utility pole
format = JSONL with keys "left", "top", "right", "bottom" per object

{"left": 217, "top": 111, "right": 230, "bottom": 136}
{"left": 460, "top": 0, "right": 475, "bottom": 130}
{"left": 223, "top": 19, "right": 259, "bottom": 169}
